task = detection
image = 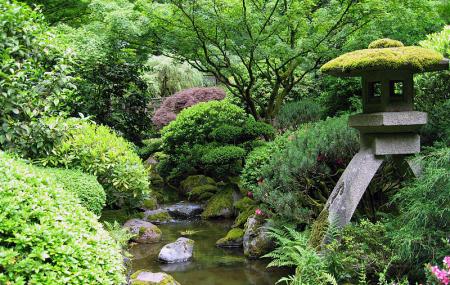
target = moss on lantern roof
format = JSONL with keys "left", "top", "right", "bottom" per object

{"left": 368, "top": 38, "right": 404, "bottom": 49}
{"left": 321, "top": 45, "right": 446, "bottom": 77}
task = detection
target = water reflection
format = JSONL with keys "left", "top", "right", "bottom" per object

{"left": 129, "top": 219, "right": 289, "bottom": 285}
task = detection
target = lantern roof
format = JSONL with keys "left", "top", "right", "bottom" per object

{"left": 321, "top": 39, "right": 448, "bottom": 77}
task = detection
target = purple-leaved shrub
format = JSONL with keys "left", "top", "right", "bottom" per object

{"left": 152, "top": 87, "right": 226, "bottom": 128}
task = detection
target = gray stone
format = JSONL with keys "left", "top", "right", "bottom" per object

{"left": 123, "top": 219, "right": 162, "bottom": 244}
{"left": 130, "top": 270, "right": 180, "bottom": 285}
{"left": 165, "top": 202, "right": 204, "bottom": 219}
{"left": 374, "top": 133, "right": 420, "bottom": 155}
{"left": 158, "top": 237, "right": 194, "bottom": 263}
{"left": 144, "top": 209, "right": 174, "bottom": 224}
{"left": 325, "top": 150, "right": 384, "bottom": 229}
{"left": 243, "top": 216, "right": 274, "bottom": 258}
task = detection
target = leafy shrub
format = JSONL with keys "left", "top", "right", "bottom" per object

{"left": 416, "top": 27, "right": 450, "bottom": 146}
{"left": 255, "top": 115, "right": 359, "bottom": 225}
{"left": 0, "top": 1, "right": 76, "bottom": 157}
{"left": 141, "top": 55, "right": 205, "bottom": 98}
{"left": 35, "top": 167, "right": 106, "bottom": 215}
{"left": 0, "top": 151, "right": 125, "bottom": 284}
{"left": 241, "top": 133, "right": 291, "bottom": 193}
{"left": 324, "top": 220, "right": 392, "bottom": 283}
{"left": 41, "top": 119, "right": 149, "bottom": 208}
{"left": 137, "top": 137, "right": 163, "bottom": 159}
{"left": 201, "top": 145, "right": 246, "bottom": 178}
{"left": 160, "top": 100, "right": 273, "bottom": 181}
{"left": 152, "top": 87, "right": 226, "bottom": 128}
{"left": 387, "top": 147, "right": 450, "bottom": 272}
{"left": 275, "top": 99, "right": 324, "bottom": 131}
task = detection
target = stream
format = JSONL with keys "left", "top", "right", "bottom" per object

{"left": 129, "top": 219, "right": 289, "bottom": 285}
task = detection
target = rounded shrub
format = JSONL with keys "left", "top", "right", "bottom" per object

{"left": 0, "top": 151, "right": 125, "bottom": 284}
{"left": 42, "top": 119, "right": 149, "bottom": 208}
{"left": 35, "top": 167, "right": 106, "bottom": 215}
{"left": 159, "top": 100, "right": 273, "bottom": 181}
{"left": 161, "top": 100, "right": 248, "bottom": 151}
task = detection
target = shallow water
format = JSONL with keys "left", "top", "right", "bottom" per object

{"left": 129, "top": 219, "right": 289, "bottom": 285}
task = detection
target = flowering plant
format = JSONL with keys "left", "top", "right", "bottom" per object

{"left": 428, "top": 256, "right": 450, "bottom": 285}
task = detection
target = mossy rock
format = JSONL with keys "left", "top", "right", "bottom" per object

{"left": 201, "top": 188, "right": 235, "bottom": 219}
{"left": 187, "top": 184, "right": 218, "bottom": 201}
{"left": 180, "top": 175, "right": 216, "bottom": 197}
{"left": 368, "top": 38, "right": 404, "bottom": 49}
{"left": 233, "top": 197, "right": 257, "bottom": 211}
{"left": 153, "top": 186, "right": 180, "bottom": 204}
{"left": 233, "top": 207, "right": 256, "bottom": 228}
{"left": 308, "top": 209, "right": 329, "bottom": 249}
{"left": 146, "top": 210, "right": 172, "bottom": 224}
{"left": 149, "top": 172, "right": 165, "bottom": 189}
{"left": 321, "top": 43, "right": 445, "bottom": 77}
{"left": 130, "top": 270, "right": 180, "bottom": 285}
{"left": 143, "top": 197, "right": 158, "bottom": 210}
{"left": 216, "top": 228, "right": 244, "bottom": 248}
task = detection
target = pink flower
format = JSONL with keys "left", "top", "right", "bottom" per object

{"left": 444, "top": 256, "right": 450, "bottom": 268}
{"left": 247, "top": 191, "right": 253, "bottom": 199}
{"left": 255, "top": 209, "right": 263, "bottom": 216}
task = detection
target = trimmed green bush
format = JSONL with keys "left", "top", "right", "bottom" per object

{"left": 160, "top": 100, "right": 273, "bottom": 181}
{"left": 0, "top": 151, "right": 125, "bottom": 284}
{"left": 35, "top": 167, "right": 106, "bottom": 215}
{"left": 42, "top": 119, "right": 149, "bottom": 208}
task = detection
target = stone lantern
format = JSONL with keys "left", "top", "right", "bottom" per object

{"left": 319, "top": 39, "right": 449, "bottom": 229}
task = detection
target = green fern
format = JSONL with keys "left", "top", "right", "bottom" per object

{"left": 265, "top": 226, "right": 337, "bottom": 285}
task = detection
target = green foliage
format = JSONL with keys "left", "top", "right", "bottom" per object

{"left": 141, "top": 55, "right": 205, "bottom": 98}
{"left": 35, "top": 167, "right": 106, "bottom": 215}
{"left": 41, "top": 119, "right": 149, "bottom": 208}
{"left": 153, "top": 0, "right": 443, "bottom": 119}
{"left": 137, "top": 138, "right": 163, "bottom": 159}
{"left": 415, "top": 26, "right": 450, "bottom": 146}
{"left": 265, "top": 227, "right": 337, "bottom": 285}
{"left": 160, "top": 100, "right": 271, "bottom": 181}
{"left": 0, "top": 0, "right": 76, "bottom": 157}
{"left": 103, "top": 221, "right": 135, "bottom": 249}
{"left": 387, "top": 147, "right": 450, "bottom": 271}
{"left": 0, "top": 151, "right": 125, "bottom": 284}
{"left": 240, "top": 133, "right": 291, "bottom": 193}
{"left": 51, "top": 0, "right": 155, "bottom": 144}
{"left": 255, "top": 116, "right": 359, "bottom": 224}
{"left": 324, "top": 220, "right": 392, "bottom": 283}
{"left": 275, "top": 99, "right": 324, "bottom": 131}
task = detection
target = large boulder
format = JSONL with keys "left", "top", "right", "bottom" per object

{"left": 243, "top": 216, "right": 274, "bottom": 258}
{"left": 180, "top": 175, "right": 217, "bottom": 198}
{"left": 144, "top": 209, "right": 173, "bottom": 224}
{"left": 130, "top": 270, "right": 180, "bottom": 285}
{"left": 123, "top": 219, "right": 162, "bottom": 244}
{"left": 201, "top": 188, "right": 235, "bottom": 219}
{"left": 216, "top": 228, "right": 244, "bottom": 248}
{"left": 165, "top": 202, "right": 204, "bottom": 219}
{"left": 158, "top": 237, "right": 194, "bottom": 263}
